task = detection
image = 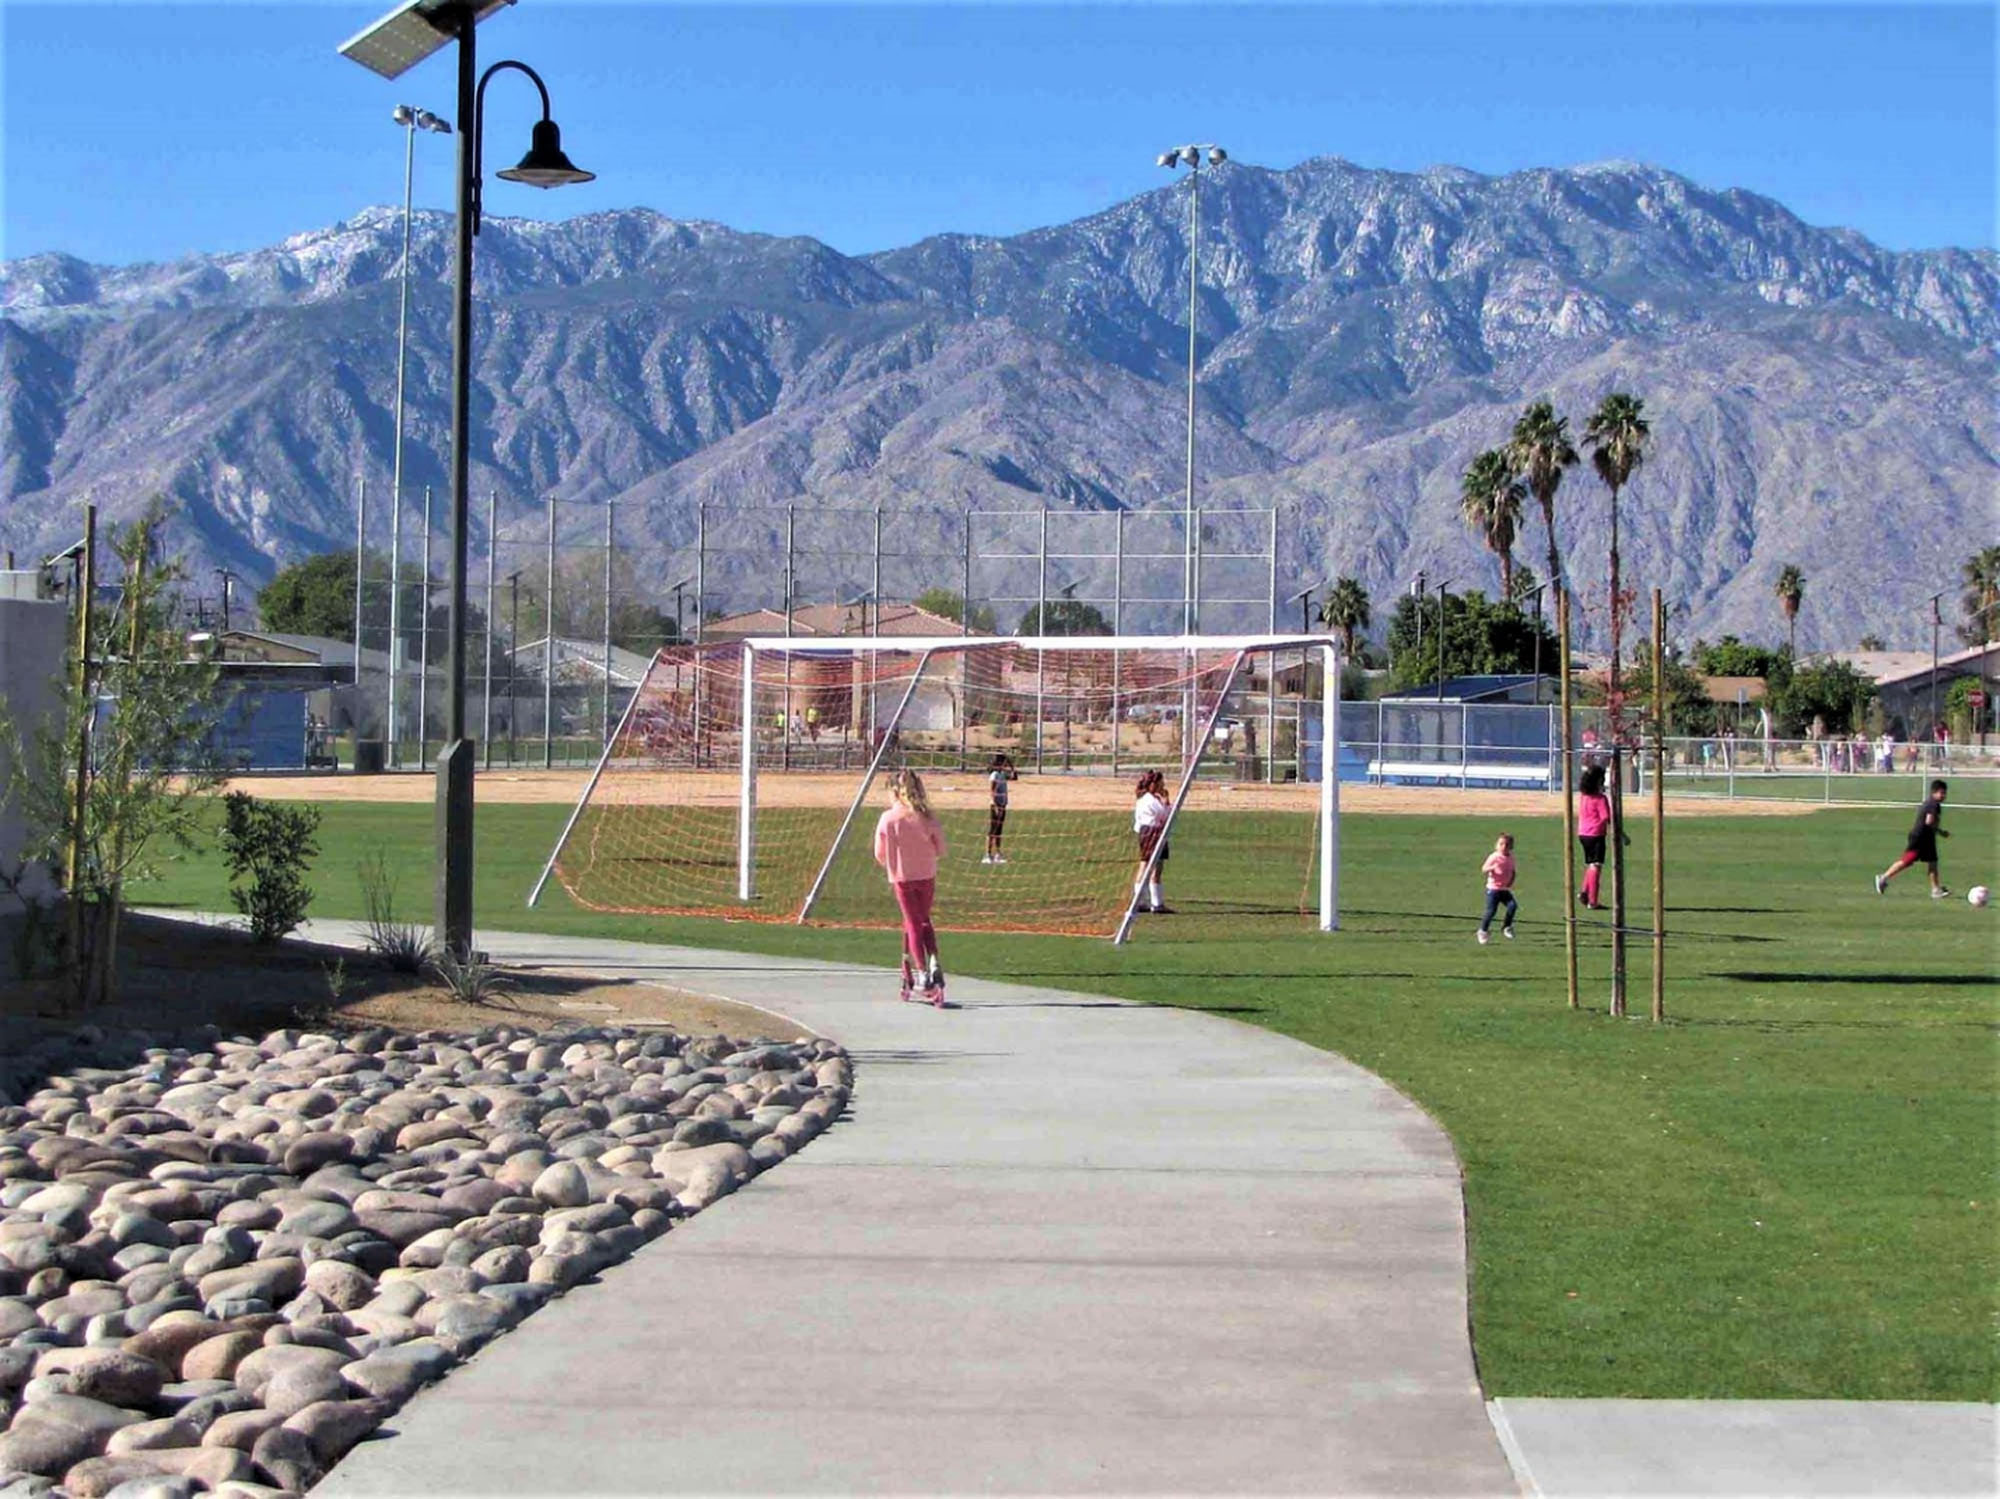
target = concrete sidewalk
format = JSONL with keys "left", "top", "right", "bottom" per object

{"left": 304, "top": 922, "right": 1513, "bottom": 1496}
{"left": 246, "top": 919, "right": 1993, "bottom": 1497}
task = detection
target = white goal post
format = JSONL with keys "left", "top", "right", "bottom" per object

{"left": 529, "top": 632, "right": 1341, "bottom": 939}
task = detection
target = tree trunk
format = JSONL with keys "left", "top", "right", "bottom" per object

{"left": 1500, "top": 551, "right": 1514, "bottom": 604}
{"left": 1609, "top": 487, "right": 1626, "bottom": 1018}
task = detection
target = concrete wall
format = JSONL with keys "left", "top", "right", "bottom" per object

{"left": 0, "top": 596, "right": 68, "bottom": 913}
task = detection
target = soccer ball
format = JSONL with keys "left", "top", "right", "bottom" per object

{"left": 1970, "top": 886, "right": 1991, "bottom": 909}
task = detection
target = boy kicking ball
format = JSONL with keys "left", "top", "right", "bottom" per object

{"left": 1875, "top": 779, "right": 1951, "bottom": 898}
{"left": 1477, "top": 833, "right": 1518, "bottom": 945}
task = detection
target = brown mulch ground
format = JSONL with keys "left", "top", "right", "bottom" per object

{"left": 0, "top": 912, "right": 807, "bottom": 1043}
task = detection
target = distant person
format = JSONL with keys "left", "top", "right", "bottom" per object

{"left": 1850, "top": 729, "right": 1868, "bottom": 775}
{"left": 1874, "top": 780, "right": 1951, "bottom": 899}
{"left": 1933, "top": 720, "right": 1949, "bottom": 768}
{"left": 983, "top": 752, "right": 1018, "bottom": 864}
{"left": 806, "top": 704, "right": 821, "bottom": 743}
{"left": 1904, "top": 736, "right": 1922, "bottom": 773}
{"left": 1576, "top": 763, "right": 1611, "bottom": 910}
{"left": 873, "top": 769, "right": 947, "bottom": 1005}
{"left": 1476, "top": 833, "right": 1519, "bottom": 946}
{"left": 1877, "top": 730, "right": 1895, "bottom": 774}
{"left": 791, "top": 710, "right": 805, "bottom": 742}
{"left": 1132, "top": 769, "right": 1172, "bottom": 915}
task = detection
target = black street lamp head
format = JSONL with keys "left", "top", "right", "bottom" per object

{"left": 496, "top": 118, "right": 594, "bottom": 188}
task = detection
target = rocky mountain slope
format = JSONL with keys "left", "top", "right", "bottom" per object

{"left": 2, "top": 158, "right": 1993, "bottom": 650}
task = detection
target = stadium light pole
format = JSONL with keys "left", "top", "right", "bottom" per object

{"left": 341, "top": 0, "right": 595, "bottom": 958}
{"left": 1157, "top": 143, "right": 1227, "bottom": 634}
{"left": 387, "top": 103, "right": 450, "bottom": 768}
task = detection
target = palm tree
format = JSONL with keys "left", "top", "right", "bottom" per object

{"left": 1961, "top": 546, "right": 2000, "bottom": 646}
{"left": 1774, "top": 564, "right": 1806, "bottom": 658}
{"left": 1459, "top": 449, "right": 1525, "bottom": 601}
{"left": 1507, "top": 399, "right": 1581, "bottom": 1011}
{"left": 1318, "top": 577, "right": 1371, "bottom": 660}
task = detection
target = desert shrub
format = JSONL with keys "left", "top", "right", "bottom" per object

{"left": 358, "top": 847, "right": 433, "bottom": 972}
{"left": 221, "top": 793, "right": 321, "bottom": 944}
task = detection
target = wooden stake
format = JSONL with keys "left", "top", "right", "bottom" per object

{"left": 1652, "top": 588, "right": 1666, "bottom": 1023}
{"left": 1558, "top": 590, "right": 1579, "bottom": 1011}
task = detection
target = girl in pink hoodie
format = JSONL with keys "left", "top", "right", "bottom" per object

{"left": 874, "top": 769, "right": 948, "bottom": 1004}
{"left": 1576, "top": 763, "right": 1611, "bottom": 909}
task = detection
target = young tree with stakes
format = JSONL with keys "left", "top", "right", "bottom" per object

{"left": 1584, "top": 391, "right": 1649, "bottom": 1017}
{"left": 1508, "top": 400, "right": 1582, "bottom": 1010}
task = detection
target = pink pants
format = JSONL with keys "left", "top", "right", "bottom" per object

{"left": 891, "top": 878, "right": 937, "bottom": 971}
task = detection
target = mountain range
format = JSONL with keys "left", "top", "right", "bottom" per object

{"left": 2, "top": 156, "right": 1994, "bottom": 651}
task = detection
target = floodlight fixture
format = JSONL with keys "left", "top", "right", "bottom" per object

{"left": 1207, "top": 146, "right": 1228, "bottom": 166}
{"left": 1156, "top": 140, "right": 1229, "bottom": 632}
{"left": 339, "top": 0, "right": 514, "bottom": 81}
{"left": 395, "top": 105, "right": 452, "bottom": 133}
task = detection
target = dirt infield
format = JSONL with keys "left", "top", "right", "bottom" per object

{"left": 220, "top": 769, "right": 1817, "bottom": 818}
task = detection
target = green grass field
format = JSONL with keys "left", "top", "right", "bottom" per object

{"left": 135, "top": 793, "right": 1998, "bottom": 1402}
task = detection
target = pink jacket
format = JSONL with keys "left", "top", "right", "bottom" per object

{"left": 1577, "top": 793, "right": 1611, "bottom": 839}
{"left": 874, "top": 804, "right": 945, "bottom": 884}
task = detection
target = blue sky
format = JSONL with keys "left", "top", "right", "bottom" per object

{"left": 2, "top": 2, "right": 1992, "bottom": 267}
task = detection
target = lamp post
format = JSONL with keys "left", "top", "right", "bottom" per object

{"left": 1285, "top": 578, "right": 1329, "bottom": 635}
{"left": 1928, "top": 589, "right": 1945, "bottom": 746}
{"left": 1410, "top": 570, "right": 1426, "bottom": 680}
{"left": 505, "top": 568, "right": 520, "bottom": 766}
{"left": 213, "top": 569, "right": 238, "bottom": 633}
{"left": 1156, "top": 142, "right": 1226, "bottom": 635}
{"left": 1434, "top": 577, "right": 1457, "bottom": 703}
{"left": 667, "top": 573, "right": 695, "bottom": 644}
{"left": 342, "top": 0, "right": 595, "bottom": 957}
{"left": 1523, "top": 581, "right": 1549, "bottom": 703}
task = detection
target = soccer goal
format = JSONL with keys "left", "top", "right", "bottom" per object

{"left": 527, "top": 634, "right": 1340, "bottom": 941}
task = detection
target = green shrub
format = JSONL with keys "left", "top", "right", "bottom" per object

{"left": 221, "top": 792, "right": 321, "bottom": 943}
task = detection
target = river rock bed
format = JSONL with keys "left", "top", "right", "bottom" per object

{"left": 0, "top": 1022, "right": 851, "bottom": 1497}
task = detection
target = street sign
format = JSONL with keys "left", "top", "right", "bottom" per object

{"left": 1969, "top": 690, "right": 1987, "bottom": 708}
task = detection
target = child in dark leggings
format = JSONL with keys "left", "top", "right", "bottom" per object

{"left": 1477, "top": 833, "right": 1518, "bottom": 945}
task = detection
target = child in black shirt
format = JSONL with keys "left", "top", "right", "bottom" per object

{"left": 1875, "top": 780, "right": 1951, "bottom": 898}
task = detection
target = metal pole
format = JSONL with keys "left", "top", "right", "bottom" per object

{"left": 1533, "top": 587, "right": 1544, "bottom": 704}
{"left": 389, "top": 117, "right": 415, "bottom": 759}
{"left": 388, "top": 473, "right": 403, "bottom": 766}
{"left": 783, "top": 506, "right": 794, "bottom": 772}
{"left": 694, "top": 502, "right": 706, "bottom": 645}
{"left": 799, "top": 648, "right": 936, "bottom": 922}
{"left": 602, "top": 500, "right": 614, "bottom": 745}
{"left": 1651, "top": 588, "right": 1666, "bottom": 1023}
{"left": 958, "top": 510, "right": 970, "bottom": 769}
{"left": 738, "top": 640, "right": 757, "bottom": 902}
{"left": 1436, "top": 581, "right": 1447, "bottom": 702}
{"left": 482, "top": 489, "right": 495, "bottom": 769}
{"left": 352, "top": 479, "right": 367, "bottom": 703}
{"left": 1320, "top": 641, "right": 1340, "bottom": 931}
{"left": 1931, "top": 592, "right": 1943, "bottom": 744}
{"left": 1182, "top": 158, "right": 1199, "bottom": 636}
{"left": 419, "top": 485, "right": 433, "bottom": 764}
{"left": 543, "top": 494, "right": 555, "bottom": 769}
{"left": 436, "top": 15, "right": 478, "bottom": 957}
{"left": 507, "top": 570, "right": 518, "bottom": 766}
{"left": 1266, "top": 507, "right": 1278, "bottom": 782}
{"left": 1112, "top": 511, "right": 1123, "bottom": 776}
{"left": 1036, "top": 509, "right": 1048, "bottom": 771}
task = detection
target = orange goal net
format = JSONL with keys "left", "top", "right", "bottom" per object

{"left": 529, "top": 635, "right": 1340, "bottom": 941}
